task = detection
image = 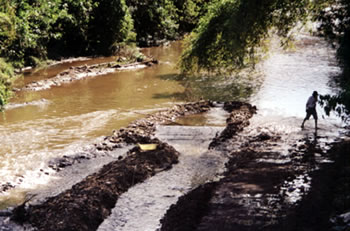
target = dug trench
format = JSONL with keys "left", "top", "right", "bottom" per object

{"left": 159, "top": 119, "right": 350, "bottom": 229}
{"left": 7, "top": 101, "right": 256, "bottom": 230}
{"left": 7, "top": 100, "right": 350, "bottom": 231}
{"left": 5, "top": 101, "right": 215, "bottom": 230}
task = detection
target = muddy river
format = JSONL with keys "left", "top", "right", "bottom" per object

{"left": 0, "top": 33, "right": 346, "bottom": 229}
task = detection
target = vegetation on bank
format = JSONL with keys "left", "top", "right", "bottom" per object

{"left": 317, "top": 0, "right": 350, "bottom": 119}
{"left": 180, "top": 0, "right": 350, "bottom": 118}
{"left": 1, "top": 0, "right": 349, "bottom": 115}
{"left": 0, "top": 0, "right": 209, "bottom": 109}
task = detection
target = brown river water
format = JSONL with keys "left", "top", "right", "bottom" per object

{"left": 0, "top": 42, "right": 188, "bottom": 207}
{"left": 0, "top": 33, "right": 346, "bottom": 230}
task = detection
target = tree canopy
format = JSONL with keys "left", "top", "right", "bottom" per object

{"left": 180, "top": 0, "right": 312, "bottom": 73}
{"left": 0, "top": 0, "right": 207, "bottom": 108}
{"left": 0, "top": 0, "right": 349, "bottom": 113}
{"left": 180, "top": 0, "right": 350, "bottom": 117}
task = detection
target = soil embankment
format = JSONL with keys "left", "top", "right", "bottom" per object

{"left": 8, "top": 101, "right": 212, "bottom": 230}
{"left": 6, "top": 100, "right": 350, "bottom": 231}
{"left": 13, "top": 138, "right": 178, "bottom": 231}
{"left": 160, "top": 112, "right": 350, "bottom": 231}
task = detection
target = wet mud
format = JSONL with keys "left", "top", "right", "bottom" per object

{"left": 160, "top": 127, "right": 350, "bottom": 231}
{"left": 5, "top": 100, "right": 350, "bottom": 231}
{"left": 209, "top": 101, "right": 257, "bottom": 148}
{"left": 16, "top": 59, "right": 158, "bottom": 92}
{"left": 3, "top": 101, "right": 212, "bottom": 230}
{"left": 0, "top": 101, "right": 210, "bottom": 195}
{"left": 13, "top": 138, "right": 179, "bottom": 231}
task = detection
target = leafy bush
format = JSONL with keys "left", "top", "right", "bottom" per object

{"left": 88, "top": 0, "right": 135, "bottom": 55}
{"left": 173, "top": 0, "right": 211, "bottom": 32}
{"left": 0, "top": 58, "right": 13, "bottom": 109}
{"left": 126, "top": 0, "right": 179, "bottom": 46}
{"left": 315, "top": 0, "right": 350, "bottom": 119}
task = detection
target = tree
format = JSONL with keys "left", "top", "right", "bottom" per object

{"left": 180, "top": 0, "right": 311, "bottom": 73}
{"left": 316, "top": 0, "right": 350, "bottom": 118}
{"left": 88, "top": 0, "right": 134, "bottom": 55}
{"left": 125, "top": 0, "right": 179, "bottom": 46}
{"left": 180, "top": 0, "right": 350, "bottom": 118}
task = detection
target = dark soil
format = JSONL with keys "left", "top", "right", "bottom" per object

{"left": 12, "top": 137, "right": 179, "bottom": 231}
{"left": 9, "top": 101, "right": 212, "bottom": 230}
{"left": 209, "top": 101, "right": 257, "bottom": 148}
{"left": 159, "top": 136, "right": 350, "bottom": 231}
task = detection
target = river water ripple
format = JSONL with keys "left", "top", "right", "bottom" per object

{"left": 0, "top": 33, "right": 346, "bottom": 230}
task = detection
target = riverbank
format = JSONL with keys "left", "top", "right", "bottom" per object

{"left": 2, "top": 100, "right": 349, "bottom": 230}
{"left": 3, "top": 100, "right": 252, "bottom": 230}
{"left": 159, "top": 119, "right": 350, "bottom": 230}
{"left": 160, "top": 139, "right": 350, "bottom": 231}
{"left": 14, "top": 58, "right": 158, "bottom": 92}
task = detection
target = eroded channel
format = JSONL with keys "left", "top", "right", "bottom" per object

{"left": 0, "top": 33, "right": 348, "bottom": 230}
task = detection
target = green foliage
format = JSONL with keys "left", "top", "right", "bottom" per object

{"left": 180, "top": 0, "right": 310, "bottom": 73}
{"left": 0, "top": 0, "right": 135, "bottom": 63}
{"left": 126, "top": 0, "right": 179, "bottom": 46}
{"left": 173, "top": 0, "right": 211, "bottom": 32}
{"left": 314, "top": 0, "right": 350, "bottom": 119}
{"left": 0, "top": 12, "right": 15, "bottom": 49}
{"left": 88, "top": 0, "right": 135, "bottom": 55}
{"left": 46, "top": 0, "right": 96, "bottom": 57}
{"left": 0, "top": 58, "right": 13, "bottom": 109}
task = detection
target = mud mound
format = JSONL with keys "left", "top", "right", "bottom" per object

{"left": 12, "top": 138, "right": 179, "bottom": 231}
{"left": 160, "top": 183, "right": 217, "bottom": 231}
{"left": 209, "top": 102, "right": 257, "bottom": 148}
{"left": 96, "top": 101, "right": 211, "bottom": 151}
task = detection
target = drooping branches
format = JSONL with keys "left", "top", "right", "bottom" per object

{"left": 180, "top": 0, "right": 311, "bottom": 73}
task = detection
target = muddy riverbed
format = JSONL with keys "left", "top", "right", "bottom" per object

{"left": 1, "top": 34, "right": 350, "bottom": 230}
{"left": 2, "top": 100, "right": 349, "bottom": 231}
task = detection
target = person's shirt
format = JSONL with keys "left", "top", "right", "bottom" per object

{"left": 306, "top": 96, "right": 317, "bottom": 110}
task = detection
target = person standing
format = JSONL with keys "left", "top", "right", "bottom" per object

{"left": 301, "top": 91, "right": 318, "bottom": 130}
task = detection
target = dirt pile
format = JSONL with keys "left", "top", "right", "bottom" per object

{"left": 12, "top": 138, "right": 179, "bottom": 231}
{"left": 209, "top": 101, "right": 257, "bottom": 148}
{"left": 96, "top": 101, "right": 211, "bottom": 151}
{"left": 45, "top": 101, "right": 211, "bottom": 174}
